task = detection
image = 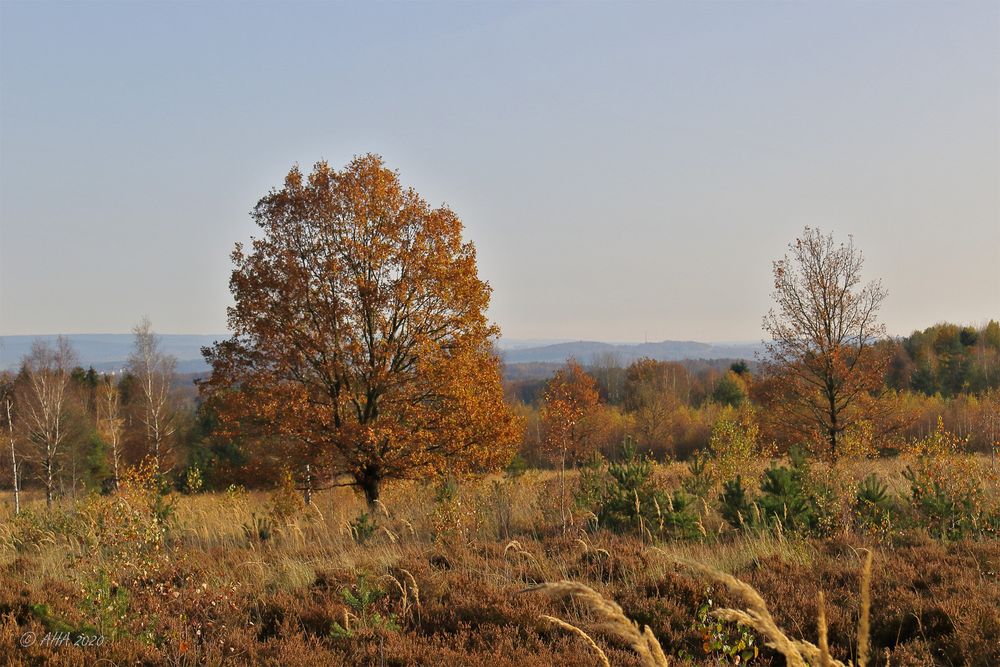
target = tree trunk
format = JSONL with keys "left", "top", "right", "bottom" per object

{"left": 45, "top": 458, "right": 53, "bottom": 508}
{"left": 303, "top": 463, "right": 313, "bottom": 505}
{"left": 828, "top": 386, "right": 839, "bottom": 462}
{"left": 560, "top": 446, "right": 567, "bottom": 535}
{"left": 5, "top": 400, "right": 18, "bottom": 515}
{"left": 360, "top": 470, "right": 381, "bottom": 509}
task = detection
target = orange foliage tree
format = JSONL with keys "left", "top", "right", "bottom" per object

{"left": 759, "top": 228, "right": 891, "bottom": 460}
{"left": 540, "top": 360, "right": 601, "bottom": 467}
{"left": 201, "top": 155, "right": 522, "bottom": 505}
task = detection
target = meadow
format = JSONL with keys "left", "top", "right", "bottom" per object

{"left": 1, "top": 446, "right": 997, "bottom": 667}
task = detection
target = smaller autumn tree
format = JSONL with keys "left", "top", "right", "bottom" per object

{"left": 540, "top": 359, "right": 602, "bottom": 533}
{"left": 201, "top": 154, "right": 522, "bottom": 505}
{"left": 540, "top": 359, "right": 602, "bottom": 467}
{"left": 760, "top": 227, "right": 890, "bottom": 460}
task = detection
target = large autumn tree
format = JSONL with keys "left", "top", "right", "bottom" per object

{"left": 201, "top": 155, "right": 522, "bottom": 505}
{"left": 759, "top": 227, "right": 890, "bottom": 460}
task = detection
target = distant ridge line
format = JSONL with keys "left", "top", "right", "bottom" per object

{"left": 2, "top": 334, "right": 762, "bottom": 372}
{"left": 500, "top": 339, "right": 761, "bottom": 365}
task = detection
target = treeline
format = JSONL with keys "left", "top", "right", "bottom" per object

{"left": 3, "top": 319, "right": 997, "bottom": 501}
{"left": 0, "top": 322, "right": 214, "bottom": 504}
{"left": 887, "top": 321, "right": 1000, "bottom": 396}
{"left": 513, "top": 358, "right": 757, "bottom": 466}
{"left": 510, "top": 320, "right": 1000, "bottom": 468}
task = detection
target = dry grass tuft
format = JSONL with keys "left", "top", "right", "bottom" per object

{"left": 524, "top": 580, "right": 669, "bottom": 667}
{"left": 857, "top": 550, "right": 872, "bottom": 667}
{"left": 818, "top": 591, "right": 832, "bottom": 667}
{"left": 538, "top": 614, "right": 611, "bottom": 667}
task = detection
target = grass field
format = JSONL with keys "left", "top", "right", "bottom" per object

{"left": 0, "top": 455, "right": 998, "bottom": 666}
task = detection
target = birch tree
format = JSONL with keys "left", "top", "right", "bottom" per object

{"left": 96, "top": 376, "right": 124, "bottom": 490}
{"left": 128, "top": 317, "right": 176, "bottom": 477}
{"left": 20, "top": 337, "right": 77, "bottom": 507}
{"left": 1, "top": 377, "right": 20, "bottom": 514}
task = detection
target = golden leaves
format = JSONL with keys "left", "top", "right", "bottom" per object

{"left": 541, "top": 360, "right": 601, "bottom": 464}
{"left": 202, "top": 155, "right": 522, "bottom": 489}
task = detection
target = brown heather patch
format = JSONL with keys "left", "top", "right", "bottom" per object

{"left": 0, "top": 461, "right": 996, "bottom": 665}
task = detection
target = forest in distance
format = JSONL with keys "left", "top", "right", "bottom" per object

{"left": 0, "top": 155, "right": 998, "bottom": 666}
{"left": 3, "top": 317, "right": 997, "bottom": 500}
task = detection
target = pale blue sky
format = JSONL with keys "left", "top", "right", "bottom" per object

{"left": 1, "top": 1, "right": 997, "bottom": 341}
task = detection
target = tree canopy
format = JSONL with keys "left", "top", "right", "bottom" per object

{"left": 201, "top": 154, "right": 522, "bottom": 504}
{"left": 759, "top": 228, "right": 890, "bottom": 460}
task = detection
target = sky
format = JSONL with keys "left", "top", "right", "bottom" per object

{"left": 1, "top": 1, "right": 998, "bottom": 343}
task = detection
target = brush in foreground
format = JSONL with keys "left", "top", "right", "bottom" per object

{"left": 523, "top": 580, "right": 669, "bottom": 667}
{"left": 671, "top": 549, "right": 874, "bottom": 667}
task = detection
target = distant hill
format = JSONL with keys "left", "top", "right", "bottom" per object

{"left": 0, "top": 334, "right": 222, "bottom": 373}
{"left": 500, "top": 339, "right": 761, "bottom": 365}
{"left": 2, "top": 334, "right": 762, "bottom": 373}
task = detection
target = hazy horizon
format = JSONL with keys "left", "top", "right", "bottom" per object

{"left": 2, "top": 2, "right": 998, "bottom": 340}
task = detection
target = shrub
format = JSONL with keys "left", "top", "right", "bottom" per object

{"left": 574, "top": 454, "right": 606, "bottom": 512}
{"left": 856, "top": 473, "right": 889, "bottom": 508}
{"left": 350, "top": 512, "right": 378, "bottom": 544}
{"left": 80, "top": 569, "right": 131, "bottom": 638}
{"left": 81, "top": 459, "right": 174, "bottom": 579}
{"left": 707, "top": 407, "right": 761, "bottom": 485}
{"left": 329, "top": 575, "right": 400, "bottom": 639}
{"left": 594, "top": 439, "right": 699, "bottom": 540}
{"left": 757, "top": 453, "right": 817, "bottom": 533}
{"left": 242, "top": 512, "right": 275, "bottom": 542}
{"left": 718, "top": 476, "right": 754, "bottom": 530}
{"left": 902, "top": 417, "right": 997, "bottom": 539}
{"left": 506, "top": 454, "right": 529, "bottom": 478}
{"left": 681, "top": 452, "right": 713, "bottom": 499}
{"left": 679, "top": 588, "right": 760, "bottom": 665}
{"left": 182, "top": 465, "right": 204, "bottom": 494}
{"left": 269, "top": 468, "right": 305, "bottom": 521}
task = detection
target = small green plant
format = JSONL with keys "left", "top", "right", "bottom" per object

{"left": 719, "top": 475, "right": 754, "bottom": 530}
{"left": 350, "top": 511, "right": 378, "bottom": 544}
{"left": 903, "top": 467, "right": 978, "bottom": 540}
{"left": 242, "top": 512, "right": 274, "bottom": 542}
{"left": 597, "top": 438, "right": 661, "bottom": 535}
{"left": 505, "top": 453, "right": 529, "bottom": 478}
{"left": 901, "top": 419, "right": 994, "bottom": 540}
{"left": 80, "top": 570, "right": 131, "bottom": 637}
{"left": 329, "top": 575, "right": 400, "bottom": 639}
{"left": 856, "top": 473, "right": 889, "bottom": 507}
{"left": 28, "top": 603, "right": 100, "bottom": 642}
{"left": 434, "top": 475, "right": 460, "bottom": 504}
{"left": 183, "top": 465, "right": 204, "bottom": 494}
{"left": 679, "top": 588, "right": 760, "bottom": 665}
{"left": 661, "top": 490, "right": 701, "bottom": 540}
{"left": 431, "top": 474, "right": 477, "bottom": 542}
{"left": 854, "top": 473, "right": 899, "bottom": 539}
{"left": 573, "top": 453, "right": 606, "bottom": 512}
{"left": 682, "top": 452, "right": 713, "bottom": 499}
{"left": 758, "top": 462, "right": 816, "bottom": 533}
